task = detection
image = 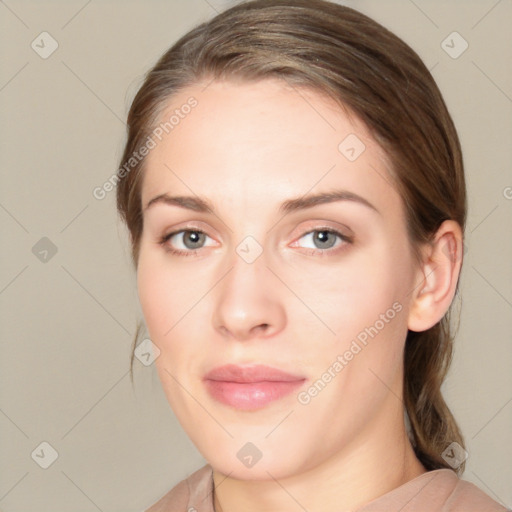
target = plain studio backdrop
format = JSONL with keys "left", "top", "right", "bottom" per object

{"left": 0, "top": 1, "right": 511, "bottom": 511}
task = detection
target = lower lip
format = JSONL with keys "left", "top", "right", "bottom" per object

{"left": 204, "top": 380, "right": 305, "bottom": 410}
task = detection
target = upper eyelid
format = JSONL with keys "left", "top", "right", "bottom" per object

{"left": 164, "top": 217, "right": 352, "bottom": 235}
{"left": 166, "top": 225, "right": 348, "bottom": 237}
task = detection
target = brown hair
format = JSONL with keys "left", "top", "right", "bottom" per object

{"left": 116, "top": 0, "right": 467, "bottom": 475}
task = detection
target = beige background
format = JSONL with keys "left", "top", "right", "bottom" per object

{"left": 0, "top": 0, "right": 511, "bottom": 510}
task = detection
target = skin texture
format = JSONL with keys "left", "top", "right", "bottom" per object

{"left": 137, "top": 78, "right": 463, "bottom": 512}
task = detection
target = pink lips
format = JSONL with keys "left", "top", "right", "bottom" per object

{"left": 203, "top": 364, "right": 305, "bottom": 410}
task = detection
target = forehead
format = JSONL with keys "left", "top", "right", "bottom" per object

{"left": 140, "top": 78, "right": 399, "bottom": 218}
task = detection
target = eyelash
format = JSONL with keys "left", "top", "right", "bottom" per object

{"left": 158, "top": 227, "right": 353, "bottom": 258}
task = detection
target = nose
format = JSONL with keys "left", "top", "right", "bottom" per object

{"left": 212, "top": 248, "right": 286, "bottom": 342}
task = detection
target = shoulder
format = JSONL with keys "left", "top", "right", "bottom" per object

{"left": 446, "top": 475, "right": 510, "bottom": 512}
{"left": 144, "top": 464, "right": 214, "bottom": 512}
{"left": 358, "top": 468, "right": 509, "bottom": 512}
{"left": 404, "top": 469, "right": 509, "bottom": 512}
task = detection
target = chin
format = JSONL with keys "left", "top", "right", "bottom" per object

{"left": 203, "top": 440, "right": 312, "bottom": 481}
{"left": 210, "top": 459, "right": 298, "bottom": 481}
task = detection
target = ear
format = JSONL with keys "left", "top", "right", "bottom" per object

{"left": 407, "top": 220, "right": 464, "bottom": 332}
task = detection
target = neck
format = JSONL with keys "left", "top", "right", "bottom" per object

{"left": 212, "top": 396, "right": 426, "bottom": 512}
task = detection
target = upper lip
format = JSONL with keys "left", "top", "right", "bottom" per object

{"left": 204, "top": 364, "right": 305, "bottom": 383}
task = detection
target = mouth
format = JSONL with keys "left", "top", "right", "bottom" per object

{"left": 203, "top": 364, "right": 306, "bottom": 410}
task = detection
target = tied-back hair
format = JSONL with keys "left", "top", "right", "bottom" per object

{"left": 116, "top": 0, "right": 467, "bottom": 474}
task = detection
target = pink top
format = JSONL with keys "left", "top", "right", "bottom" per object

{"left": 145, "top": 464, "right": 509, "bottom": 512}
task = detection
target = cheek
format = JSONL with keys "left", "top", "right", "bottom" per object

{"left": 136, "top": 248, "right": 211, "bottom": 384}
{"left": 309, "top": 250, "right": 404, "bottom": 337}
{"left": 136, "top": 249, "right": 199, "bottom": 340}
{"left": 339, "top": 247, "right": 411, "bottom": 363}
{"left": 320, "top": 246, "right": 411, "bottom": 376}
{"left": 137, "top": 259, "right": 171, "bottom": 339}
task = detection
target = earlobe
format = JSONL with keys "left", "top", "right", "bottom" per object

{"left": 407, "top": 220, "right": 463, "bottom": 332}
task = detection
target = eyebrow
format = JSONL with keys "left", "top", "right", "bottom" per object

{"left": 143, "top": 189, "right": 380, "bottom": 216}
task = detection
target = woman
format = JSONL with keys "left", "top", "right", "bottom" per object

{"left": 116, "top": 1, "right": 508, "bottom": 511}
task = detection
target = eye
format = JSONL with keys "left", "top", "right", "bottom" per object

{"left": 158, "top": 227, "right": 353, "bottom": 257}
{"left": 294, "top": 228, "right": 352, "bottom": 255}
{"left": 159, "top": 229, "right": 215, "bottom": 256}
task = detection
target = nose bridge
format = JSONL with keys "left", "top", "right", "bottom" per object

{"left": 212, "top": 237, "right": 285, "bottom": 341}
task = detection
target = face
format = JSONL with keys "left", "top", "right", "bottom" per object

{"left": 137, "top": 78, "right": 421, "bottom": 480}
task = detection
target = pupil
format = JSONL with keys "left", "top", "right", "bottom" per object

{"left": 186, "top": 231, "right": 202, "bottom": 248}
{"left": 315, "top": 230, "right": 333, "bottom": 248}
